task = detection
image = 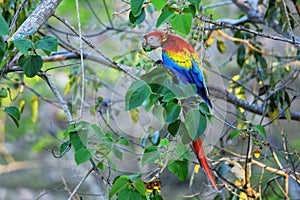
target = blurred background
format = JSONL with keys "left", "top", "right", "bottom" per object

{"left": 1, "top": 0, "right": 299, "bottom": 199}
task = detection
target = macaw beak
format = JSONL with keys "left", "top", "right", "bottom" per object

{"left": 142, "top": 38, "right": 153, "bottom": 52}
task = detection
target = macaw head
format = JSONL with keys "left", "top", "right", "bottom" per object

{"left": 142, "top": 31, "right": 167, "bottom": 52}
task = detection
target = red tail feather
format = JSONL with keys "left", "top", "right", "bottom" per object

{"left": 192, "top": 138, "right": 218, "bottom": 190}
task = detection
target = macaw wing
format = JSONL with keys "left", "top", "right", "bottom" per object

{"left": 162, "top": 51, "right": 212, "bottom": 108}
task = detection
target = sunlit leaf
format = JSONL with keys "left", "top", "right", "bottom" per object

{"left": 170, "top": 13, "right": 193, "bottom": 37}
{"left": 19, "top": 100, "right": 26, "bottom": 114}
{"left": 0, "top": 87, "right": 8, "bottom": 98}
{"left": 130, "top": 109, "right": 140, "bottom": 124}
{"left": 217, "top": 39, "right": 226, "bottom": 53}
{"left": 152, "top": 0, "right": 167, "bottom": 11}
{"left": 159, "top": 138, "right": 169, "bottom": 146}
{"left": 194, "top": 164, "right": 200, "bottom": 173}
{"left": 31, "top": 96, "right": 39, "bottom": 122}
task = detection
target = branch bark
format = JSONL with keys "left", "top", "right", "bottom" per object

{"left": 231, "top": 0, "right": 300, "bottom": 47}
{"left": 9, "top": 0, "right": 62, "bottom": 41}
{"left": 209, "top": 86, "right": 300, "bottom": 121}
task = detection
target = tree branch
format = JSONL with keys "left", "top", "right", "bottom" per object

{"left": 9, "top": 0, "right": 62, "bottom": 41}
{"left": 209, "top": 86, "right": 300, "bottom": 121}
{"left": 197, "top": 15, "right": 300, "bottom": 47}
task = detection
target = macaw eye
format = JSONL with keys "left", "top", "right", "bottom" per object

{"left": 148, "top": 36, "right": 155, "bottom": 41}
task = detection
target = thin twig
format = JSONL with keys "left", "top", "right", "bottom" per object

{"left": 196, "top": 15, "right": 300, "bottom": 47}
{"left": 67, "top": 168, "right": 93, "bottom": 200}
{"left": 75, "top": 0, "right": 85, "bottom": 119}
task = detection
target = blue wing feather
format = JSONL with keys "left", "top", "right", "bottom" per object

{"left": 162, "top": 53, "right": 212, "bottom": 108}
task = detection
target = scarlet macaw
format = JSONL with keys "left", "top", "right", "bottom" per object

{"left": 142, "top": 31, "right": 218, "bottom": 190}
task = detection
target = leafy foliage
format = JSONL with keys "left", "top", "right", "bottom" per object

{"left": 1, "top": 0, "right": 300, "bottom": 199}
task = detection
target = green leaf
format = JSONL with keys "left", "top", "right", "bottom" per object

{"left": 170, "top": 13, "right": 193, "bottom": 37}
{"left": 217, "top": 39, "right": 226, "bottom": 53}
{"left": 13, "top": 38, "right": 33, "bottom": 55}
{"left": 237, "top": 44, "right": 246, "bottom": 67}
{"left": 165, "top": 99, "right": 181, "bottom": 123}
{"left": 120, "top": 138, "right": 130, "bottom": 146}
{"left": 118, "top": 188, "right": 145, "bottom": 200}
{"left": 70, "top": 131, "right": 85, "bottom": 151}
{"left": 67, "top": 121, "right": 89, "bottom": 151}
{"left": 142, "top": 146, "right": 160, "bottom": 166}
{"left": 4, "top": 106, "right": 21, "bottom": 127}
{"left": 113, "top": 146, "right": 123, "bottom": 160}
{"left": 0, "top": 88, "right": 8, "bottom": 98}
{"left": 110, "top": 176, "right": 130, "bottom": 197}
{"left": 160, "top": 138, "right": 169, "bottom": 146}
{"left": 91, "top": 124, "right": 105, "bottom": 140}
{"left": 167, "top": 160, "right": 189, "bottom": 181}
{"left": 75, "top": 148, "right": 93, "bottom": 164}
{"left": 60, "top": 140, "right": 71, "bottom": 156}
{"left": 175, "top": 143, "right": 190, "bottom": 159}
{"left": 97, "top": 161, "right": 105, "bottom": 171}
{"left": 133, "top": 180, "right": 147, "bottom": 195}
{"left": 188, "top": 0, "right": 201, "bottom": 11}
{"left": 18, "top": 55, "right": 43, "bottom": 77}
{"left": 0, "top": 16, "right": 9, "bottom": 36}
{"left": 129, "top": 9, "right": 146, "bottom": 25}
{"left": 186, "top": 4, "right": 196, "bottom": 16}
{"left": 152, "top": 104, "right": 164, "bottom": 123}
{"left": 199, "top": 102, "right": 211, "bottom": 115}
{"left": 168, "top": 119, "right": 181, "bottom": 136}
{"left": 0, "top": 37, "right": 7, "bottom": 62}
{"left": 156, "top": 9, "right": 175, "bottom": 28}
{"left": 254, "top": 125, "right": 266, "bottom": 138}
{"left": 130, "top": 0, "right": 145, "bottom": 17}
{"left": 185, "top": 109, "right": 206, "bottom": 140}
{"left": 152, "top": 194, "right": 164, "bottom": 200}
{"left": 152, "top": 0, "right": 167, "bottom": 11}
{"left": 125, "top": 80, "right": 151, "bottom": 111}
{"left": 128, "top": 173, "right": 142, "bottom": 180}
{"left": 34, "top": 36, "right": 58, "bottom": 55}
{"left": 229, "top": 130, "right": 240, "bottom": 139}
